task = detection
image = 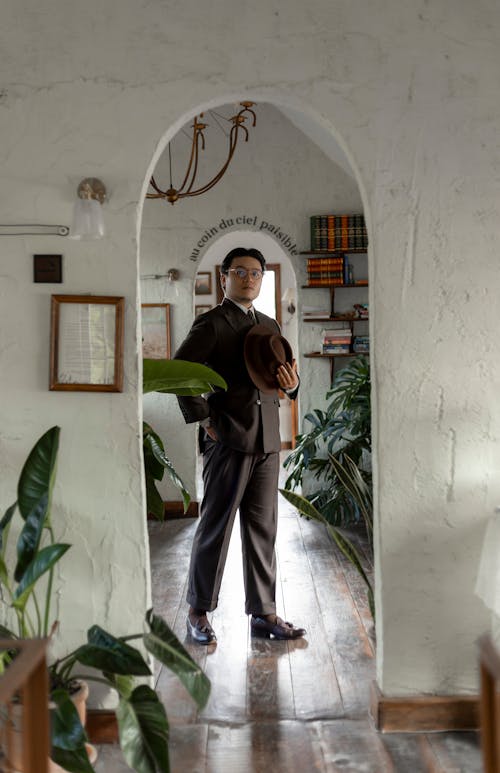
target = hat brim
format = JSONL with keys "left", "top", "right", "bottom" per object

{"left": 244, "top": 324, "right": 294, "bottom": 394}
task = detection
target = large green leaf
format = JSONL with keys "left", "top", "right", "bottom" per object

{"left": 143, "top": 359, "right": 227, "bottom": 395}
{"left": 143, "top": 610, "right": 210, "bottom": 710}
{"left": 74, "top": 626, "right": 151, "bottom": 676}
{"left": 145, "top": 473, "right": 166, "bottom": 521}
{"left": 50, "top": 688, "right": 94, "bottom": 773}
{"left": 0, "top": 502, "right": 16, "bottom": 556}
{"left": 143, "top": 425, "right": 166, "bottom": 482}
{"left": 148, "top": 435, "right": 190, "bottom": 513}
{"left": 12, "top": 543, "right": 71, "bottom": 611}
{"left": 18, "top": 426, "right": 60, "bottom": 520}
{"left": 14, "top": 492, "right": 49, "bottom": 582}
{"left": 116, "top": 685, "right": 169, "bottom": 773}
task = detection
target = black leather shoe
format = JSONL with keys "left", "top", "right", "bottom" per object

{"left": 251, "top": 615, "right": 306, "bottom": 640}
{"left": 186, "top": 614, "right": 217, "bottom": 644}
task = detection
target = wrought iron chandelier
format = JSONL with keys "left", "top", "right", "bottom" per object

{"left": 147, "top": 101, "right": 257, "bottom": 205}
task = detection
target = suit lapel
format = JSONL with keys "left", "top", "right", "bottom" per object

{"left": 220, "top": 298, "right": 253, "bottom": 333}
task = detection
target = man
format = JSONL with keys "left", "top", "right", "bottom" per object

{"left": 175, "top": 247, "right": 306, "bottom": 644}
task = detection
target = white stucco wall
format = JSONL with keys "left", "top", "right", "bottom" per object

{"left": 1, "top": 0, "right": 499, "bottom": 698}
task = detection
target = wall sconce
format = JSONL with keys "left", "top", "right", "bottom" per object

{"left": 166, "top": 268, "right": 179, "bottom": 282}
{"left": 70, "top": 178, "right": 106, "bottom": 240}
{"left": 282, "top": 287, "right": 296, "bottom": 315}
{"left": 140, "top": 268, "right": 180, "bottom": 281}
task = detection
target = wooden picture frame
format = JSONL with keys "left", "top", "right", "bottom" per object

{"left": 195, "top": 272, "right": 212, "bottom": 295}
{"left": 49, "top": 295, "right": 124, "bottom": 392}
{"left": 195, "top": 305, "right": 211, "bottom": 318}
{"left": 141, "top": 303, "right": 171, "bottom": 359}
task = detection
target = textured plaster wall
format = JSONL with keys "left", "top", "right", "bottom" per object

{"left": 0, "top": 0, "right": 499, "bottom": 697}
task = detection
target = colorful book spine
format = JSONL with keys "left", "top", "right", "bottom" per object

{"left": 309, "top": 214, "right": 368, "bottom": 251}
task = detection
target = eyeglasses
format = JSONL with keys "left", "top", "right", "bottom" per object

{"left": 227, "top": 268, "right": 263, "bottom": 280}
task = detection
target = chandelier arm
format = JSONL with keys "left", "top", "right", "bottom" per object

{"left": 146, "top": 102, "right": 257, "bottom": 203}
{"left": 146, "top": 175, "right": 169, "bottom": 199}
{"left": 183, "top": 130, "right": 204, "bottom": 195}
{"left": 181, "top": 122, "right": 241, "bottom": 198}
{"left": 176, "top": 122, "right": 202, "bottom": 194}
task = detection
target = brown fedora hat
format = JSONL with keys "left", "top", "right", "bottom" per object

{"left": 244, "top": 324, "right": 294, "bottom": 394}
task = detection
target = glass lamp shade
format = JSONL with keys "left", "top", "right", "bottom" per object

{"left": 70, "top": 198, "right": 105, "bottom": 240}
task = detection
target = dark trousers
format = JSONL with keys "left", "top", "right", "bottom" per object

{"left": 186, "top": 439, "right": 279, "bottom": 616}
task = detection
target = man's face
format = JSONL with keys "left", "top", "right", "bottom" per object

{"left": 221, "top": 255, "right": 264, "bottom": 307}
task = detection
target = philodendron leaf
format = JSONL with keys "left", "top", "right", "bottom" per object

{"left": 0, "top": 502, "right": 16, "bottom": 556}
{"left": 145, "top": 474, "right": 166, "bottom": 521}
{"left": 14, "top": 492, "right": 49, "bottom": 582}
{"left": 143, "top": 432, "right": 166, "bottom": 482}
{"left": 116, "top": 684, "right": 169, "bottom": 773}
{"left": 148, "top": 435, "right": 191, "bottom": 513}
{"left": 74, "top": 626, "right": 151, "bottom": 676}
{"left": 12, "top": 543, "right": 71, "bottom": 611}
{"left": 18, "top": 426, "right": 60, "bottom": 521}
{"left": 143, "top": 359, "right": 227, "bottom": 395}
{"left": 143, "top": 609, "right": 210, "bottom": 710}
{"left": 50, "top": 688, "right": 94, "bottom": 773}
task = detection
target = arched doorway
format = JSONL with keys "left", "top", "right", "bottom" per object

{"left": 138, "top": 94, "right": 374, "bottom": 620}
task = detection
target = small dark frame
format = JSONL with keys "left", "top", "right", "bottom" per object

{"left": 34, "top": 254, "right": 62, "bottom": 283}
{"left": 195, "top": 272, "right": 212, "bottom": 295}
{"left": 195, "top": 305, "right": 211, "bottom": 318}
{"left": 49, "top": 294, "right": 124, "bottom": 392}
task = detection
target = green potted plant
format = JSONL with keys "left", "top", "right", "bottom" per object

{"left": 281, "top": 355, "right": 374, "bottom": 618}
{"left": 0, "top": 359, "right": 227, "bottom": 773}
{"left": 283, "top": 355, "right": 371, "bottom": 529}
{"left": 142, "top": 357, "right": 228, "bottom": 520}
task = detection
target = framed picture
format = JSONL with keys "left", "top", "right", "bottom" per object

{"left": 49, "top": 295, "right": 124, "bottom": 392}
{"left": 195, "top": 305, "right": 211, "bottom": 318}
{"left": 195, "top": 272, "right": 212, "bottom": 295}
{"left": 34, "top": 254, "right": 62, "bottom": 283}
{"left": 141, "top": 303, "right": 171, "bottom": 359}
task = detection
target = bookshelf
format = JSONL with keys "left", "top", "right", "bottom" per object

{"left": 300, "top": 243, "right": 368, "bottom": 383}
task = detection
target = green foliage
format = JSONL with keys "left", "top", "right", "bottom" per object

{"left": 0, "top": 426, "right": 211, "bottom": 773}
{"left": 284, "top": 355, "right": 371, "bottom": 528}
{"left": 142, "top": 358, "right": 227, "bottom": 519}
{"left": 143, "top": 358, "right": 227, "bottom": 395}
{"left": 143, "top": 423, "right": 190, "bottom": 520}
{"left": 279, "top": 487, "right": 374, "bottom": 619}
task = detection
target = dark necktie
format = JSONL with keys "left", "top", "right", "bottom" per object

{"left": 247, "top": 308, "right": 256, "bottom": 324}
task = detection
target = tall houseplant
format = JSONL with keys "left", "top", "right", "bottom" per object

{"left": 0, "top": 359, "right": 227, "bottom": 773}
{"left": 281, "top": 355, "right": 374, "bottom": 618}
{"left": 283, "top": 355, "right": 371, "bottom": 529}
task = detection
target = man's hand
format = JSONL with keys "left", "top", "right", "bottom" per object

{"left": 276, "top": 359, "right": 299, "bottom": 392}
{"left": 205, "top": 426, "right": 218, "bottom": 441}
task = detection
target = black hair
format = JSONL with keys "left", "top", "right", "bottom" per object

{"left": 220, "top": 247, "right": 266, "bottom": 274}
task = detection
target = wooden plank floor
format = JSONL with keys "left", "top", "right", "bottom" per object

{"left": 95, "top": 458, "right": 482, "bottom": 773}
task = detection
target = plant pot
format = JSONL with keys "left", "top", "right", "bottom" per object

{"left": 2, "top": 680, "right": 97, "bottom": 772}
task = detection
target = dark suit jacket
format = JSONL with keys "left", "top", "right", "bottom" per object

{"left": 174, "top": 299, "right": 295, "bottom": 454}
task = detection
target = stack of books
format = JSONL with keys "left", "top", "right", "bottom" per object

{"left": 306, "top": 255, "right": 344, "bottom": 287}
{"left": 302, "top": 307, "right": 331, "bottom": 320}
{"left": 322, "top": 326, "right": 352, "bottom": 355}
{"left": 353, "top": 336, "right": 370, "bottom": 353}
{"left": 310, "top": 214, "right": 368, "bottom": 251}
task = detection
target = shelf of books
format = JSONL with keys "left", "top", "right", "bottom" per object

{"left": 300, "top": 212, "right": 369, "bottom": 382}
